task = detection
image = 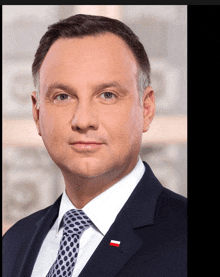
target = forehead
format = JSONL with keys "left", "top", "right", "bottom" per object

{"left": 39, "top": 33, "right": 138, "bottom": 90}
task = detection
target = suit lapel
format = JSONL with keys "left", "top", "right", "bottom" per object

{"left": 17, "top": 195, "right": 62, "bottom": 277}
{"left": 79, "top": 209, "right": 142, "bottom": 277}
{"left": 79, "top": 162, "right": 163, "bottom": 277}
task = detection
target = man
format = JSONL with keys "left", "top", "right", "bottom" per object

{"left": 3, "top": 14, "right": 187, "bottom": 277}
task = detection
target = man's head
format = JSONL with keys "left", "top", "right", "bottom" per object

{"left": 31, "top": 14, "right": 155, "bottom": 182}
{"left": 32, "top": 14, "right": 151, "bottom": 106}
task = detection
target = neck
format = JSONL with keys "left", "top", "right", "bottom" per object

{"left": 62, "top": 159, "right": 138, "bottom": 209}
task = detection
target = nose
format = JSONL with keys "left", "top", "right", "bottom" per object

{"left": 71, "top": 101, "right": 99, "bottom": 132}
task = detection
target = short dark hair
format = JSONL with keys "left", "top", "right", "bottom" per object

{"left": 32, "top": 14, "right": 150, "bottom": 93}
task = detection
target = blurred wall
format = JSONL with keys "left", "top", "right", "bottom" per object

{"left": 3, "top": 5, "right": 187, "bottom": 234}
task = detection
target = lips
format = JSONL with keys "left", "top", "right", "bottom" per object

{"left": 72, "top": 141, "right": 103, "bottom": 145}
{"left": 70, "top": 141, "right": 103, "bottom": 152}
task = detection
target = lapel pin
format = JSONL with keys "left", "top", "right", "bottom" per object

{"left": 109, "top": 240, "right": 120, "bottom": 247}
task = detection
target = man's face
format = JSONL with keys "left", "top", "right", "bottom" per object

{"left": 32, "top": 33, "right": 154, "bottom": 180}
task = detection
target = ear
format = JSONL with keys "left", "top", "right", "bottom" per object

{"left": 142, "top": 86, "right": 155, "bottom": 133}
{"left": 31, "top": 91, "right": 41, "bottom": 136}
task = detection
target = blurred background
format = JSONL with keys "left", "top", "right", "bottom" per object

{"left": 3, "top": 5, "right": 187, "bottom": 234}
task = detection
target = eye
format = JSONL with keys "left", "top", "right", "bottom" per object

{"left": 55, "top": 94, "right": 70, "bottom": 101}
{"left": 100, "top": 92, "right": 116, "bottom": 100}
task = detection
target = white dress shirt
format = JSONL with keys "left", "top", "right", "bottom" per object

{"left": 31, "top": 157, "right": 145, "bottom": 277}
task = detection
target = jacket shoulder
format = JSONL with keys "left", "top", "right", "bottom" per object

{"left": 3, "top": 195, "right": 62, "bottom": 242}
{"left": 3, "top": 205, "right": 51, "bottom": 244}
{"left": 154, "top": 187, "right": 187, "bottom": 223}
{"left": 153, "top": 187, "right": 187, "bottom": 247}
{"left": 3, "top": 196, "right": 61, "bottom": 277}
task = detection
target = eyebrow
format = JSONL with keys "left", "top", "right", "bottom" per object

{"left": 44, "top": 80, "right": 128, "bottom": 96}
{"left": 92, "top": 81, "right": 125, "bottom": 91}
{"left": 45, "top": 83, "right": 76, "bottom": 96}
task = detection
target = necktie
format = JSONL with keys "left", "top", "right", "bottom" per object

{"left": 46, "top": 209, "right": 92, "bottom": 277}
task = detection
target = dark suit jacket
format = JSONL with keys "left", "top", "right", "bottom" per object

{"left": 3, "top": 162, "right": 187, "bottom": 277}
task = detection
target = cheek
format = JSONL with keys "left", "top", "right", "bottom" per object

{"left": 39, "top": 107, "right": 65, "bottom": 145}
{"left": 103, "top": 105, "right": 143, "bottom": 149}
{"left": 126, "top": 108, "right": 143, "bottom": 147}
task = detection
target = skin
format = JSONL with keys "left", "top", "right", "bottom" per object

{"left": 31, "top": 32, "right": 155, "bottom": 208}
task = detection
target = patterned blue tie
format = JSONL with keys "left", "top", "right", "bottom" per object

{"left": 46, "top": 209, "right": 92, "bottom": 277}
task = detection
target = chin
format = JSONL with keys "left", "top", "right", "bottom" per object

{"left": 62, "top": 157, "right": 111, "bottom": 178}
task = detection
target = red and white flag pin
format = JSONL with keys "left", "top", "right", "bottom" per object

{"left": 109, "top": 240, "right": 121, "bottom": 247}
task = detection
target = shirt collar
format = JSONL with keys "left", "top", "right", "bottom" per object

{"left": 56, "top": 157, "right": 145, "bottom": 236}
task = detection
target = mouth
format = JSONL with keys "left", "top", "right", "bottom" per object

{"left": 70, "top": 141, "right": 103, "bottom": 152}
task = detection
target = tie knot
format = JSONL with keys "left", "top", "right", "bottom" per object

{"left": 62, "top": 209, "right": 92, "bottom": 236}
